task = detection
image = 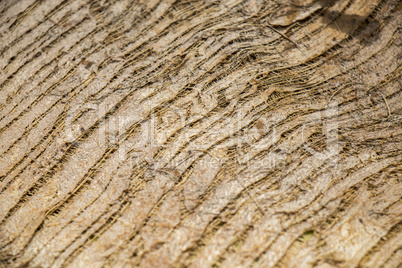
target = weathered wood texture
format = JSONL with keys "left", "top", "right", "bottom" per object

{"left": 0, "top": 0, "right": 401, "bottom": 267}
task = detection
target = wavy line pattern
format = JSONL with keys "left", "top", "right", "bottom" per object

{"left": 0, "top": 0, "right": 401, "bottom": 267}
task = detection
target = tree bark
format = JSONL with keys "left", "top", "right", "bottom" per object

{"left": 0, "top": 0, "right": 401, "bottom": 267}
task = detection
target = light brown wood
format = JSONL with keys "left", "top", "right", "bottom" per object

{"left": 0, "top": 0, "right": 401, "bottom": 267}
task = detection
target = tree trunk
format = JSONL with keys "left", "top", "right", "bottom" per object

{"left": 0, "top": 0, "right": 401, "bottom": 267}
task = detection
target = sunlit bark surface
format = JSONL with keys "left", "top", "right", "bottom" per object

{"left": 0, "top": 0, "right": 401, "bottom": 267}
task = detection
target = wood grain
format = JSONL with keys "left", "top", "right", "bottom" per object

{"left": 0, "top": 0, "right": 401, "bottom": 267}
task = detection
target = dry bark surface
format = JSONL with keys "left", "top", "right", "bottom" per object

{"left": 0, "top": 0, "right": 401, "bottom": 267}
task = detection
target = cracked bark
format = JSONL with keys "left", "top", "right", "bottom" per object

{"left": 0, "top": 0, "right": 401, "bottom": 267}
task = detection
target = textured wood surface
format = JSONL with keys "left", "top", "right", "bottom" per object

{"left": 0, "top": 0, "right": 401, "bottom": 267}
